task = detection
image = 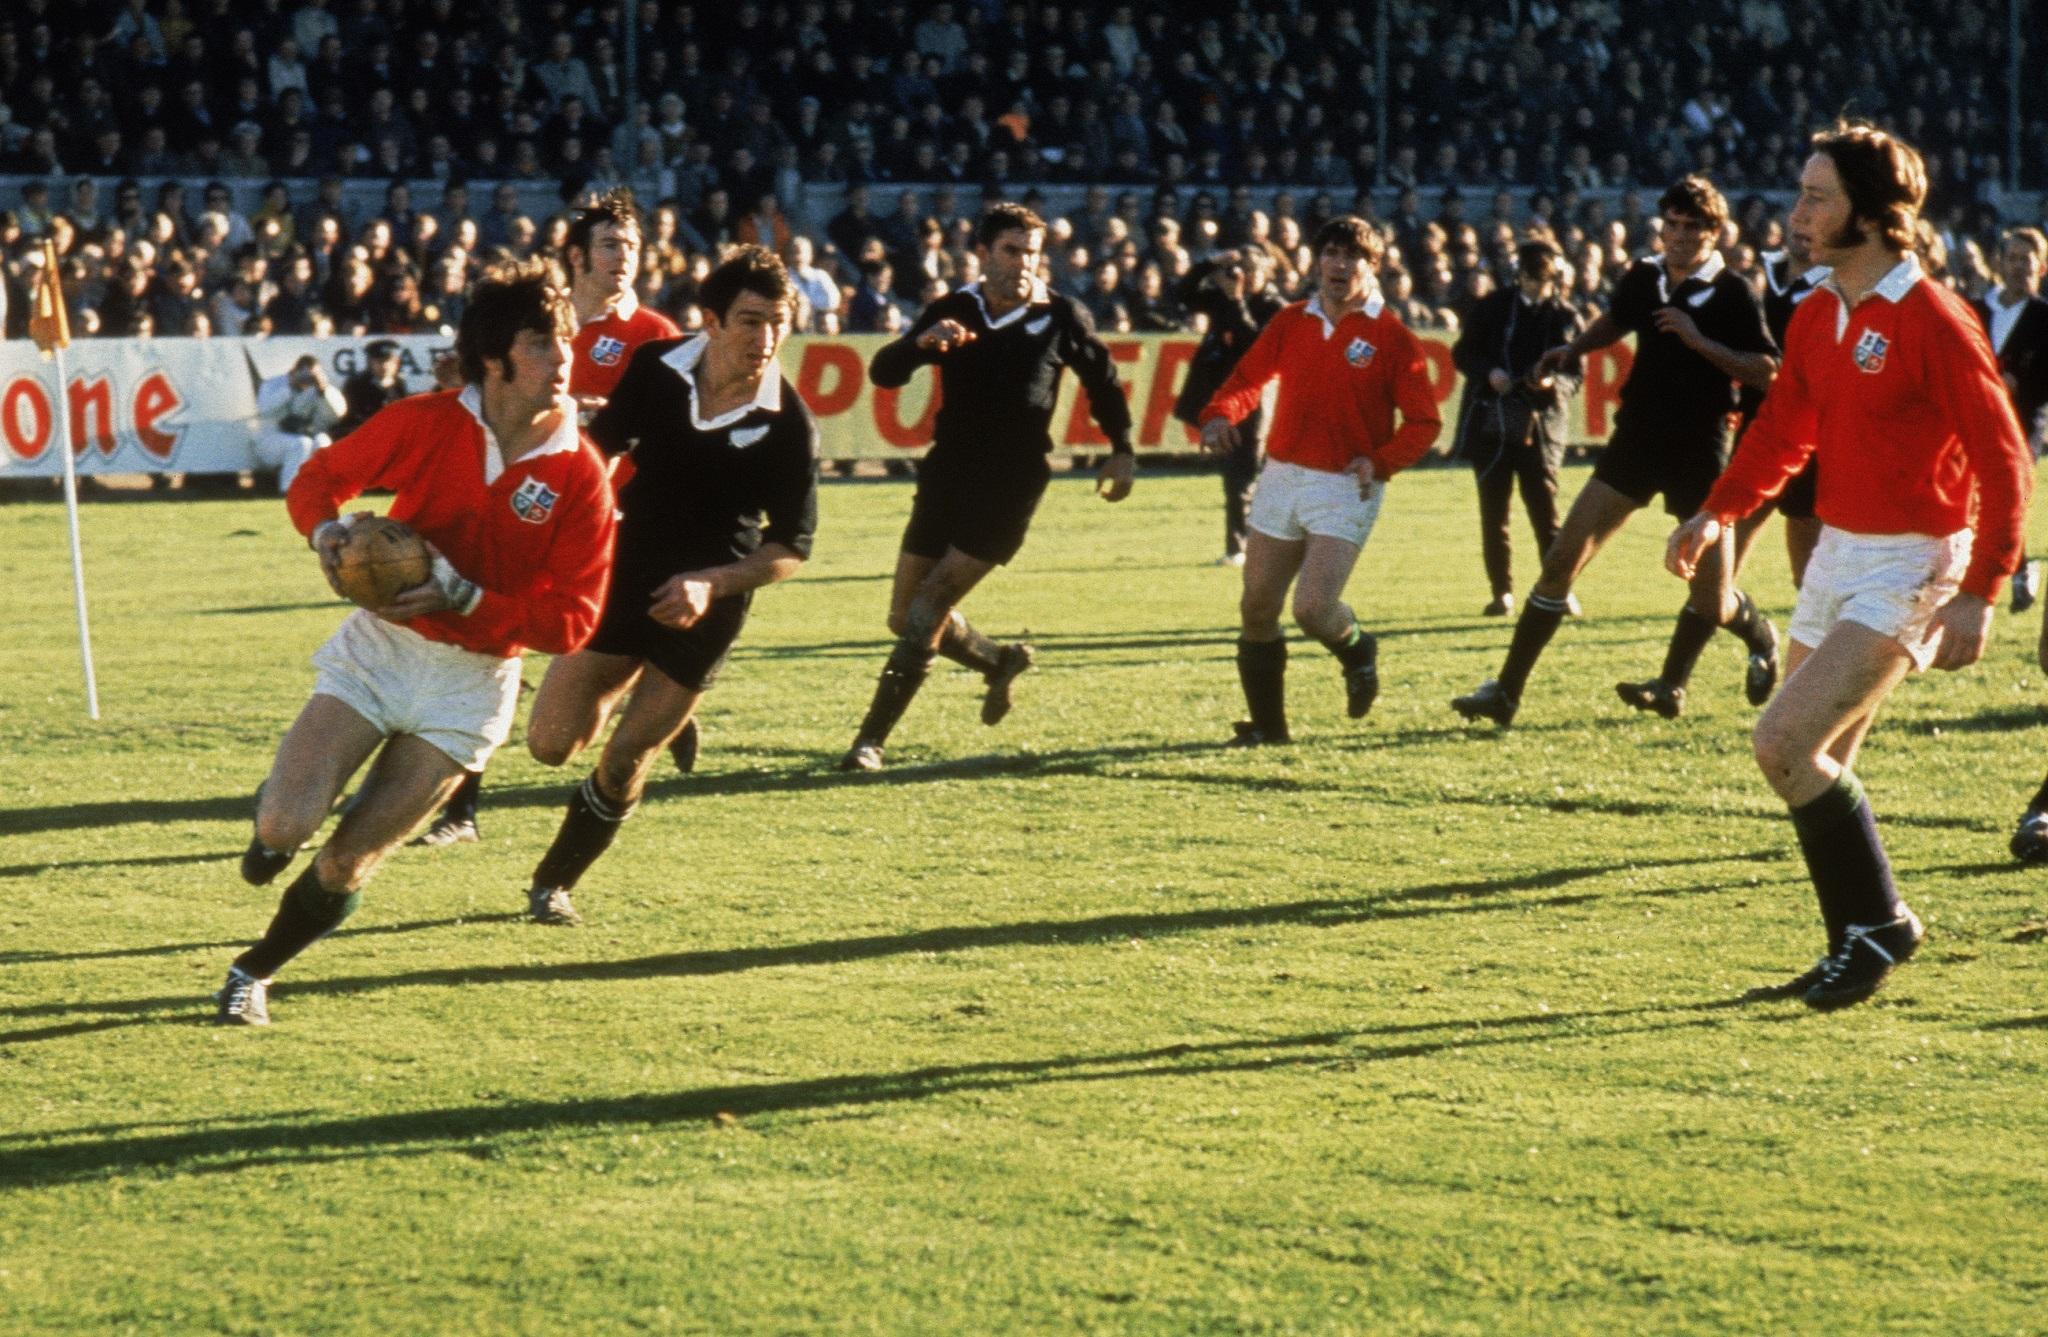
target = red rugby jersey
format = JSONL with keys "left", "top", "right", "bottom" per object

{"left": 1200, "top": 290, "right": 1442, "bottom": 476}
{"left": 1706, "top": 254, "right": 2031, "bottom": 600}
{"left": 287, "top": 388, "right": 616, "bottom": 658}
{"left": 571, "top": 292, "right": 681, "bottom": 400}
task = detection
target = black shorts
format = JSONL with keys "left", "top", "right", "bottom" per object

{"left": 1590, "top": 424, "right": 1728, "bottom": 518}
{"left": 1776, "top": 459, "right": 1818, "bottom": 520}
{"left": 901, "top": 451, "right": 1052, "bottom": 566}
{"left": 584, "top": 572, "right": 751, "bottom": 692}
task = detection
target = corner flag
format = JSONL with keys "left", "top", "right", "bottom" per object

{"left": 29, "top": 239, "right": 71, "bottom": 355}
{"left": 31, "top": 239, "right": 99, "bottom": 719}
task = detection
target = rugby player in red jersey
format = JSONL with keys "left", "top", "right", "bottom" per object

{"left": 1667, "top": 123, "right": 2030, "bottom": 1009}
{"left": 1198, "top": 216, "right": 1441, "bottom": 744}
{"left": 419, "top": 190, "right": 684, "bottom": 847}
{"left": 218, "top": 261, "right": 616, "bottom": 1024}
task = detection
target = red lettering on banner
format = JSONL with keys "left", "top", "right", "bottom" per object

{"left": 2, "top": 378, "right": 53, "bottom": 462}
{"left": 873, "top": 382, "right": 940, "bottom": 448}
{"left": 1583, "top": 345, "right": 1633, "bottom": 439}
{"left": 134, "top": 372, "right": 183, "bottom": 460}
{"left": 1417, "top": 340, "right": 1456, "bottom": 405}
{"left": 1064, "top": 340, "right": 1143, "bottom": 446}
{"left": 69, "top": 375, "right": 115, "bottom": 456}
{"left": 795, "top": 342, "right": 864, "bottom": 418}
{"left": 1143, "top": 340, "right": 1199, "bottom": 446}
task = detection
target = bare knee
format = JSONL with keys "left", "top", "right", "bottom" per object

{"left": 1291, "top": 593, "right": 1344, "bottom": 641}
{"left": 1240, "top": 588, "right": 1284, "bottom": 635}
{"left": 254, "top": 800, "right": 322, "bottom": 859}
{"left": 528, "top": 732, "right": 577, "bottom": 768}
{"left": 1751, "top": 716, "right": 1809, "bottom": 789}
{"left": 885, "top": 607, "right": 910, "bottom": 637}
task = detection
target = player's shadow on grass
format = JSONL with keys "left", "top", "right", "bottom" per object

{"left": 196, "top": 600, "right": 339, "bottom": 617}
{"left": 0, "top": 850, "right": 227, "bottom": 880}
{"left": 0, "top": 793, "right": 254, "bottom": 838}
{"left": 0, "top": 913, "right": 520, "bottom": 967}
{"left": 0, "top": 995, "right": 1775, "bottom": 1188}
{"left": 1900, "top": 705, "right": 2048, "bottom": 736}
{"left": 0, "top": 851, "right": 1778, "bottom": 1043}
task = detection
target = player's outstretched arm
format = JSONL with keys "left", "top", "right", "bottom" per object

{"left": 869, "top": 305, "right": 951, "bottom": 388}
{"left": 1535, "top": 312, "right": 1624, "bottom": 378}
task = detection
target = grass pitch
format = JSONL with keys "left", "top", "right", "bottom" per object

{"left": 3, "top": 466, "right": 2047, "bottom": 1335}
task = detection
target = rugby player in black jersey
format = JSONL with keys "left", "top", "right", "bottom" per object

{"left": 1452, "top": 176, "right": 1780, "bottom": 728}
{"left": 1612, "top": 228, "right": 1831, "bottom": 719}
{"left": 520, "top": 245, "right": 819, "bottom": 925}
{"left": 838, "top": 202, "right": 1137, "bottom": 772}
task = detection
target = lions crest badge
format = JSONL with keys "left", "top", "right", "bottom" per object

{"left": 510, "top": 476, "right": 558, "bottom": 524}
{"left": 1852, "top": 328, "right": 1889, "bottom": 374}
{"left": 1344, "top": 337, "right": 1377, "bottom": 367}
{"left": 589, "top": 335, "right": 628, "bottom": 366}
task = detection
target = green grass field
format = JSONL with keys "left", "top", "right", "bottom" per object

{"left": 3, "top": 466, "right": 2047, "bottom": 1335}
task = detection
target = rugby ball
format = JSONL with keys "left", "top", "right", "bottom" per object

{"left": 334, "top": 517, "right": 432, "bottom": 608}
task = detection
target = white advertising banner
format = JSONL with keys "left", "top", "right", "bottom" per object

{"left": 0, "top": 336, "right": 451, "bottom": 477}
{"left": 1, "top": 332, "right": 1640, "bottom": 475}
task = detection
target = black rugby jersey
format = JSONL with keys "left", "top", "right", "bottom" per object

{"left": 869, "top": 280, "right": 1134, "bottom": 464}
{"left": 1606, "top": 251, "right": 1774, "bottom": 442}
{"left": 588, "top": 335, "right": 819, "bottom": 576}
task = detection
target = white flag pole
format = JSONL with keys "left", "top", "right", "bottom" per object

{"left": 50, "top": 342, "right": 100, "bottom": 721}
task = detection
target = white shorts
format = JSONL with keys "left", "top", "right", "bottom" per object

{"left": 1787, "top": 526, "right": 1972, "bottom": 671}
{"left": 1247, "top": 459, "right": 1385, "bottom": 548}
{"left": 310, "top": 610, "right": 522, "bottom": 770}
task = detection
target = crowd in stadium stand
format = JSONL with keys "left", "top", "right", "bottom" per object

{"left": 0, "top": 0, "right": 2040, "bottom": 346}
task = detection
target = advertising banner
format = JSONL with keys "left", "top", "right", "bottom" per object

{"left": 0, "top": 332, "right": 1635, "bottom": 475}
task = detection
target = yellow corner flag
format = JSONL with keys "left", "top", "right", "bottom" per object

{"left": 29, "top": 238, "right": 71, "bottom": 356}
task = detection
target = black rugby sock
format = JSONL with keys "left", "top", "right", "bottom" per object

{"left": 1722, "top": 589, "right": 1771, "bottom": 654}
{"left": 1657, "top": 604, "right": 1719, "bottom": 690}
{"left": 1236, "top": 637, "right": 1288, "bottom": 736}
{"left": 1788, "top": 773, "right": 1903, "bottom": 948}
{"left": 1319, "top": 623, "right": 1377, "bottom": 672}
{"left": 1498, "top": 593, "right": 1569, "bottom": 701}
{"left": 235, "top": 865, "right": 362, "bottom": 979}
{"left": 532, "top": 774, "right": 638, "bottom": 893}
{"left": 443, "top": 770, "right": 482, "bottom": 823}
{"left": 937, "top": 614, "right": 1003, "bottom": 676}
{"left": 854, "top": 639, "right": 934, "bottom": 745}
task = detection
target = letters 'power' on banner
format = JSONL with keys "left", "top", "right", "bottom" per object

{"left": 31, "top": 238, "right": 100, "bottom": 721}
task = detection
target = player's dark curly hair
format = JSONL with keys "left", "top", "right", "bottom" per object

{"left": 455, "top": 257, "right": 573, "bottom": 385}
{"left": 1657, "top": 175, "right": 1730, "bottom": 230}
{"left": 1311, "top": 215, "right": 1384, "bottom": 266}
{"left": 978, "top": 202, "right": 1047, "bottom": 247}
{"left": 1810, "top": 121, "right": 1925, "bottom": 253}
{"left": 698, "top": 243, "right": 797, "bottom": 323}
{"left": 564, "top": 187, "right": 640, "bottom": 275}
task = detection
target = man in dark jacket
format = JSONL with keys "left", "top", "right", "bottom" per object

{"left": 1173, "top": 248, "right": 1285, "bottom": 565}
{"left": 1975, "top": 227, "right": 2048, "bottom": 611}
{"left": 337, "top": 340, "right": 412, "bottom": 437}
{"left": 1448, "top": 239, "right": 1583, "bottom": 615}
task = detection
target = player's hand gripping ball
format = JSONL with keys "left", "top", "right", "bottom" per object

{"left": 332, "top": 517, "right": 433, "bottom": 608}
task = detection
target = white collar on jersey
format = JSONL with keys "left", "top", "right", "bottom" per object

{"left": 961, "top": 277, "right": 1050, "bottom": 329}
{"left": 659, "top": 332, "right": 782, "bottom": 431}
{"left": 607, "top": 287, "right": 640, "bottom": 321}
{"left": 1761, "top": 250, "right": 1831, "bottom": 296}
{"left": 1304, "top": 285, "right": 1385, "bottom": 336}
{"left": 1653, "top": 246, "right": 1724, "bottom": 302}
{"left": 1825, "top": 251, "right": 1923, "bottom": 339}
{"left": 458, "top": 385, "right": 583, "bottom": 486}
